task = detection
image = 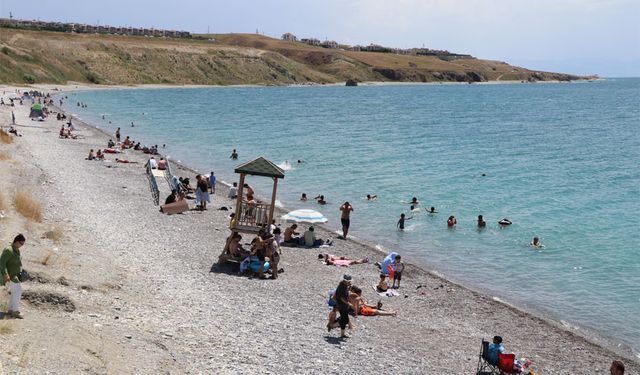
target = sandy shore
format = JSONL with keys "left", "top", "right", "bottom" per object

{"left": 0, "top": 84, "right": 637, "bottom": 374}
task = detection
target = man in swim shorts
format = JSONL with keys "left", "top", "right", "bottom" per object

{"left": 339, "top": 201, "right": 353, "bottom": 239}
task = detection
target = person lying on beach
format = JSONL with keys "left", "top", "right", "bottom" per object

{"left": 366, "top": 194, "right": 377, "bottom": 200}
{"left": 350, "top": 286, "right": 396, "bottom": 317}
{"left": 397, "top": 213, "right": 413, "bottom": 230}
{"left": 86, "top": 149, "right": 95, "bottom": 160}
{"left": 529, "top": 237, "right": 544, "bottom": 248}
{"left": 314, "top": 195, "right": 327, "bottom": 205}
{"left": 376, "top": 273, "right": 389, "bottom": 293}
{"left": 318, "top": 253, "right": 366, "bottom": 266}
{"left": 115, "top": 158, "right": 138, "bottom": 164}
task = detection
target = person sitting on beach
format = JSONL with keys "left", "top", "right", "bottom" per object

{"left": 319, "top": 253, "right": 366, "bottom": 266}
{"left": 427, "top": 206, "right": 437, "bottom": 214}
{"left": 397, "top": 213, "right": 413, "bottom": 230}
{"left": 314, "top": 195, "right": 327, "bottom": 205}
{"left": 148, "top": 157, "right": 158, "bottom": 169}
{"left": 228, "top": 182, "right": 238, "bottom": 199}
{"left": 96, "top": 149, "right": 104, "bottom": 160}
{"left": 304, "top": 226, "right": 325, "bottom": 247}
{"left": 499, "top": 218, "right": 513, "bottom": 226}
{"left": 86, "top": 149, "right": 95, "bottom": 160}
{"left": 107, "top": 139, "right": 115, "bottom": 148}
{"left": 610, "top": 360, "right": 625, "bottom": 375}
{"left": 530, "top": 237, "right": 544, "bottom": 248}
{"left": 134, "top": 142, "right": 141, "bottom": 151}
{"left": 273, "top": 226, "right": 283, "bottom": 245}
{"left": 157, "top": 158, "right": 167, "bottom": 170}
{"left": 376, "top": 273, "right": 389, "bottom": 293}
{"left": 477, "top": 215, "right": 487, "bottom": 228}
{"left": 59, "top": 125, "right": 67, "bottom": 138}
{"left": 182, "top": 178, "right": 193, "bottom": 193}
{"left": 488, "top": 336, "right": 506, "bottom": 366}
{"left": 300, "top": 193, "right": 308, "bottom": 201}
{"left": 228, "top": 233, "right": 250, "bottom": 258}
{"left": 366, "top": 194, "right": 378, "bottom": 200}
{"left": 350, "top": 286, "right": 396, "bottom": 317}
{"left": 284, "top": 224, "right": 300, "bottom": 244}
{"left": 164, "top": 190, "right": 177, "bottom": 205}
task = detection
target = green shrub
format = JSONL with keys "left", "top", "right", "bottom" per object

{"left": 23, "top": 74, "right": 36, "bottom": 84}
{"left": 1, "top": 46, "right": 10, "bottom": 55}
{"left": 86, "top": 72, "right": 100, "bottom": 84}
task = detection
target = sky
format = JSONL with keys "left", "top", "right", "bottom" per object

{"left": 1, "top": 0, "right": 639, "bottom": 77}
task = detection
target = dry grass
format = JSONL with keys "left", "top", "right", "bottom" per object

{"left": 0, "top": 151, "right": 10, "bottom": 160}
{"left": 0, "top": 322, "right": 13, "bottom": 335}
{"left": 42, "top": 225, "right": 64, "bottom": 243}
{"left": 0, "top": 191, "right": 6, "bottom": 211}
{"left": 41, "top": 251, "right": 54, "bottom": 266}
{"left": 13, "top": 191, "right": 43, "bottom": 222}
{"left": 0, "top": 129, "right": 13, "bottom": 144}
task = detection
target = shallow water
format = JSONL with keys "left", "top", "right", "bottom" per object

{"left": 67, "top": 79, "right": 640, "bottom": 354}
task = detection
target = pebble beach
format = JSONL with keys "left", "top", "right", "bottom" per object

{"left": 0, "top": 84, "right": 638, "bottom": 374}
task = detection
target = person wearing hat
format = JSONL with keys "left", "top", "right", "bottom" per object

{"left": 0, "top": 234, "right": 26, "bottom": 319}
{"left": 334, "top": 274, "right": 355, "bottom": 338}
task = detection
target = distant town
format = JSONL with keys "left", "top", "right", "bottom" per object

{"left": 0, "top": 17, "right": 474, "bottom": 59}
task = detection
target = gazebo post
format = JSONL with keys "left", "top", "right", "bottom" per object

{"left": 267, "top": 177, "right": 278, "bottom": 225}
{"left": 234, "top": 173, "right": 246, "bottom": 227}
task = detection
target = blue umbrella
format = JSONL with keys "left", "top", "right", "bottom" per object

{"left": 281, "top": 209, "right": 328, "bottom": 224}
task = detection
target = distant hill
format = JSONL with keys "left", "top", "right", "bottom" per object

{"left": 0, "top": 29, "right": 585, "bottom": 85}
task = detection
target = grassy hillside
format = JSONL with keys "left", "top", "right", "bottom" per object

{"left": 0, "top": 29, "right": 582, "bottom": 85}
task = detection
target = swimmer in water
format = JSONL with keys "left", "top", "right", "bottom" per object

{"left": 530, "top": 237, "right": 544, "bottom": 248}
{"left": 230, "top": 149, "right": 238, "bottom": 160}
{"left": 366, "top": 194, "right": 378, "bottom": 200}
{"left": 397, "top": 213, "right": 413, "bottom": 230}
{"left": 314, "top": 195, "right": 327, "bottom": 205}
{"left": 410, "top": 197, "right": 419, "bottom": 205}
{"left": 477, "top": 215, "right": 486, "bottom": 228}
{"left": 300, "top": 193, "right": 308, "bottom": 201}
{"left": 447, "top": 215, "right": 457, "bottom": 228}
{"left": 297, "top": 159, "right": 302, "bottom": 164}
{"left": 427, "top": 207, "right": 437, "bottom": 214}
{"left": 498, "top": 218, "right": 513, "bottom": 226}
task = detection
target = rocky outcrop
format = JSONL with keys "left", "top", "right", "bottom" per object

{"left": 345, "top": 79, "right": 358, "bottom": 86}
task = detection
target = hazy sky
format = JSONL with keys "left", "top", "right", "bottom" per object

{"left": 1, "top": 0, "right": 638, "bottom": 76}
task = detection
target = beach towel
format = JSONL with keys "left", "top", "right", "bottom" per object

{"left": 152, "top": 169, "right": 165, "bottom": 178}
{"left": 371, "top": 285, "right": 400, "bottom": 297}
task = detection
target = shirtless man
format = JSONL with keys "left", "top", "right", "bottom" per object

{"left": 339, "top": 202, "right": 353, "bottom": 239}
{"left": 284, "top": 224, "right": 300, "bottom": 244}
{"left": 349, "top": 286, "right": 396, "bottom": 317}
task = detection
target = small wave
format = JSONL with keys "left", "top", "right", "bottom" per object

{"left": 274, "top": 200, "right": 284, "bottom": 208}
{"left": 277, "top": 161, "right": 294, "bottom": 171}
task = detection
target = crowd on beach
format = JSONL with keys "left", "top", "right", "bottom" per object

{"left": 1, "top": 88, "right": 634, "bottom": 374}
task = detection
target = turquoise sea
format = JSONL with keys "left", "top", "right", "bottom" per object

{"left": 66, "top": 79, "right": 639, "bottom": 356}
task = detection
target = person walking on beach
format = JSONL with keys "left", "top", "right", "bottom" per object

{"left": 339, "top": 202, "right": 353, "bottom": 239}
{"left": 334, "top": 275, "right": 354, "bottom": 338}
{"left": 115, "top": 127, "right": 121, "bottom": 142}
{"left": 0, "top": 234, "right": 26, "bottom": 319}
{"left": 209, "top": 172, "right": 216, "bottom": 194}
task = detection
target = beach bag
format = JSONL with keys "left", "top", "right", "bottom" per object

{"left": 327, "top": 289, "right": 337, "bottom": 307}
{"left": 18, "top": 269, "right": 29, "bottom": 282}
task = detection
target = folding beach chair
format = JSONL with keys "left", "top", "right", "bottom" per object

{"left": 476, "top": 339, "right": 500, "bottom": 375}
{"left": 497, "top": 353, "right": 519, "bottom": 374}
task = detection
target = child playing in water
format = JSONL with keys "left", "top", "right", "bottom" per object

{"left": 397, "top": 213, "right": 413, "bottom": 230}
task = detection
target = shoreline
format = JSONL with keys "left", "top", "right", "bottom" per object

{"left": 1, "top": 84, "right": 637, "bottom": 373}
{"left": 54, "top": 82, "right": 640, "bottom": 360}
{"left": 51, "top": 84, "right": 637, "bottom": 361}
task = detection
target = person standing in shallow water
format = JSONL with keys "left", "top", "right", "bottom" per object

{"left": 230, "top": 149, "right": 238, "bottom": 160}
{"left": 340, "top": 201, "right": 353, "bottom": 239}
{"left": 0, "top": 234, "right": 27, "bottom": 319}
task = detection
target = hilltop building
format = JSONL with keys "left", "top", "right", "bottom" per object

{"left": 281, "top": 32, "right": 297, "bottom": 42}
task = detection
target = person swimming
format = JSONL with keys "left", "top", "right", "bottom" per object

{"left": 410, "top": 197, "right": 419, "bottom": 205}
{"left": 427, "top": 206, "right": 437, "bottom": 214}
{"left": 447, "top": 215, "right": 457, "bottom": 227}
{"left": 499, "top": 218, "right": 513, "bottom": 226}
{"left": 366, "top": 194, "right": 378, "bottom": 200}
{"left": 530, "top": 237, "right": 544, "bottom": 248}
{"left": 300, "top": 193, "right": 308, "bottom": 201}
{"left": 477, "top": 215, "right": 486, "bottom": 228}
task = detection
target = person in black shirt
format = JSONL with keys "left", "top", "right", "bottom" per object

{"left": 335, "top": 274, "right": 354, "bottom": 338}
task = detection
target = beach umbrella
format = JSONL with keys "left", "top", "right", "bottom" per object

{"left": 281, "top": 209, "right": 328, "bottom": 224}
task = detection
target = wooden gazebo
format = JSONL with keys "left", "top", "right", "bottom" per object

{"left": 231, "top": 157, "right": 285, "bottom": 234}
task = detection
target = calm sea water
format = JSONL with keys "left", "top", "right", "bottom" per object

{"left": 67, "top": 79, "right": 640, "bottom": 355}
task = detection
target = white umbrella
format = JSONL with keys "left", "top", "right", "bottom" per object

{"left": 281, "top": 209, "right": 328, "bottom": 224}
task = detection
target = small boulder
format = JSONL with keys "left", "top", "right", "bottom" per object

{"left": 345, "top": 79, "right": 358, "bottom": 87}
